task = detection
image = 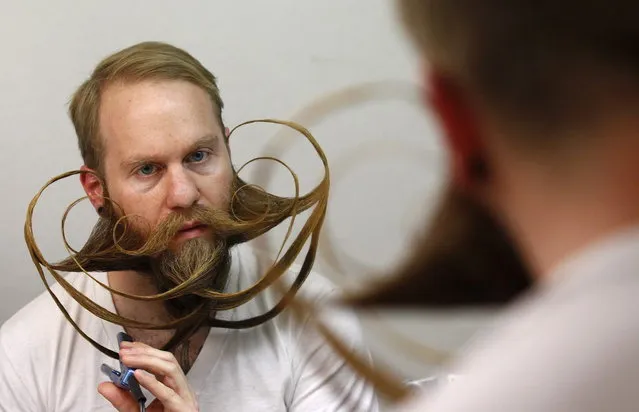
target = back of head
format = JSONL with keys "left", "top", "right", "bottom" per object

{"left": 353, "top": 1, "right": 639, "bottom": 307}
{"left": 69, "top": 41, "right": 225, "bottom": 172}
{"left": 399, "top": 1, "right": 639, "bottom": 140}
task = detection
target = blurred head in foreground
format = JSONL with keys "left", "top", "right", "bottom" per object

{"left": 355, "top": 2, "right": 639, "bottom": 306}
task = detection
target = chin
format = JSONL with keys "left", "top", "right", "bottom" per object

{"left": 170, "top": 233, "right": 214, "bottom": 250}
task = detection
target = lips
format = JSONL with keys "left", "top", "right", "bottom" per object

{"left": 178, "top": 221, "right": 207, "bottom": 232}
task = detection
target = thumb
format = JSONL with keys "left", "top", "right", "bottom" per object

{"left": 98, "top": 382, "right": 140, "bottom": 411}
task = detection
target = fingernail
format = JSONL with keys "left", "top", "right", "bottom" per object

{"left": 134, "top": 369, "right": 150, "bottom": 379}
{"left": 120, "top": 341, "right": 133, "bottom": 348}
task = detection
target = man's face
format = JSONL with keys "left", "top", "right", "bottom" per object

{"left": 95, "top": 79, "right": 233, "bottom": 249}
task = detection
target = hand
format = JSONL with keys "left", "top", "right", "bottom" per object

{"left": 98, "top": 341, "right": 199, "bottom": 412}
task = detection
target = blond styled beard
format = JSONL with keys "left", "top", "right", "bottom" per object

{"left": 149, "top": 236, "right": 231, "bottom": 319}
{"left": 54, "top": 203, "right": 237, "bottom": 319}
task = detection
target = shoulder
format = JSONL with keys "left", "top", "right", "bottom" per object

{"left": 230, "top": 243, "right": 341, "bottom": 301}
{"left": 228, "top": 243, "right": 364, "bottom": 338}
{"left": 0, "top": 272, "right": 118, "bottom": 411}
{"left": 0, "top": 272, "right": 102, "bottom": 364}
{"left": 229, "top": 244, "right": 349, "bottom": 316}
{"left": 397, "top": 281, "right": 639, "bottom": 412}
{"left": 231, "top": 244, "right": 338, "bottom": 288}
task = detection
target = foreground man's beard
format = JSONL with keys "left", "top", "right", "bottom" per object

{"left": 352, "top": 186, "right": 533, "bottom": 307}
{"left": 54, "top": 204, "right": 236, "bottom": 319}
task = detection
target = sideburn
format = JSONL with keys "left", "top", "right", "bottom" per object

{"left": 351, "top": 187, "right": 533, "bottom": 307}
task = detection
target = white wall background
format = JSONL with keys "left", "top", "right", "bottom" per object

{"left": 0, "top": 0, "right": 494, "bottom": 396}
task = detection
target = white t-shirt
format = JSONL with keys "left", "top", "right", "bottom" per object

{"left": 0, "top": 244, "right": 378, "bottom": 412}
{"left": 396, "top": 225, "right": 639, "bottom": 412}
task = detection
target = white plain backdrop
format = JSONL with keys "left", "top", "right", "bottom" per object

{"left": 0, "top": 0, "right": 493, "bottom": 386}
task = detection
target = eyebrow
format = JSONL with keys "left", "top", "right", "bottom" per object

{"left": 120, "top": 134, "right": 221, "bottom": 170}
{"left": 191, "top": 134, "right": 220, "bottom": 151}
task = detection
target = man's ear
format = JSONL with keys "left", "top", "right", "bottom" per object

{"left": 79, "top": 165, "right": 105, "bottom": 213}
{"left": 425, "top": 69, "right": 486, "bottom": 189}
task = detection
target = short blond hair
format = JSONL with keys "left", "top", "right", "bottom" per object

{"left": 69, "top": 41, "right": 224, "bottom": 170}
{"left": 398, "top": 1, "right": 639, "bottom": 136}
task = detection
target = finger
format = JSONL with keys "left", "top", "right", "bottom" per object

{"left": 98, "top": 382, "right": 140, "bottom": 412}
{"left": 119, "top": 343, "right": 179, "bottom": 375}
{"left": 119, "top": 342, "right": 195, "bottom": 404}
{"left": 134, "top": 369, "right": 194, "bottom": 411}
{"left": 121, "top": 341, "right": 174, "bottom": 363}
{"left": 120, "top": 353, "right": 186, "bottom": 384}
{"left": 119, "top": 352, "right": 190, "bottom": 397}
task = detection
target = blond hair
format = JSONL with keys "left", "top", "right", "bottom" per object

{"left": 398, "top": 1, "right": 639, "bottom": 136}
{"left": 69, "top": 41, "right": 224, "bottom": 170}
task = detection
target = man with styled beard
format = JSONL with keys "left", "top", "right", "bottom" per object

{"left": 0, "top": 41, "right": 378, "bottom": 412}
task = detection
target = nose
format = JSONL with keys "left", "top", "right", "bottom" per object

{"left": 165, "top": 166, "right": 200, "bottom": 210}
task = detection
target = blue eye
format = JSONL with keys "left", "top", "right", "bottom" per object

{"left": 188, "top": 150, "right": 208, "bottom": 163}
{"left": 137, "top": 164, "right": 156, "bottom": 176}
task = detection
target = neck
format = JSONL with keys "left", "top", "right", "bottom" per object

{"left": 497, "top": 126, "right": 639, "bottom": 279}
{"left": 525, "top": 203, "right": 639, "bottom": 279}
{"left": 108, "top": 270, "right": 171, "bottom": 326}
{"left": 107, "top": 269, "right": 210, "bottom": 372}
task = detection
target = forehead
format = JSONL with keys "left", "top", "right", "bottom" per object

{"left": 98, "top": 79, "right": 222, "bottom": 160}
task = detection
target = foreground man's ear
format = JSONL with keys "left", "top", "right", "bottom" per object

{"left": 426, "top": 69, "right": 487, "bottom": 189}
